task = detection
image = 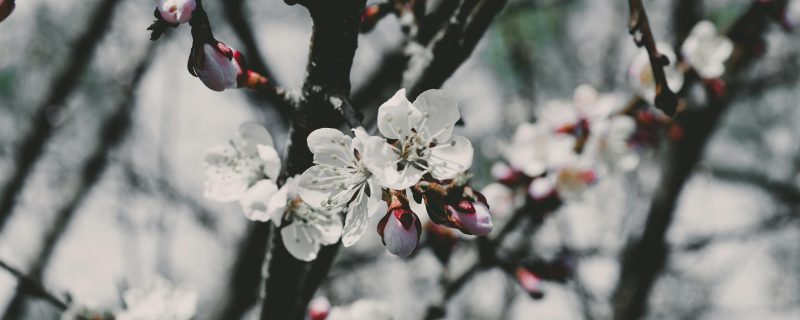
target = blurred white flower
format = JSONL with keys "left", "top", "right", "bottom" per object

{"left": 378, "top": 204, "right": 421, "bottom": 257}
{"left": 308, "top": 296, "right": 331, "bottom": 320}
{"left": 158, "top": 0, "right": 196, "bottom": 24}
{"left": 116, "top": 278, "right": 197, "bottom": 320}
{"left": 554, "top": 165, "right": 597, "bottom": 201}
{"left": 480, "top": 183, "right": 515, "bottom": 218}
{"left": 298, "top": 128, "right": 384, "bottom": 247}
{"left": 503, "top": 122, "right": 576, "bottom": 177}
{"left": 785, "top": 0, "right": 800, "bottom": 29}
{"left": 365, "top": 89, "right": 473, "bottom": 190}
{"left": 681, "top": 20, "right": 733, "bottom": 79}
{"left": 583, "top": 115, "right": 640, "bottom": 174}
{"left": 270, "top": 177, "right": 343, "bottom": 261}
{"left": 189, "top": 42, "right": 244, "bottom": 92}
{"left": 328, "top": 300, "right": 393, "bottom": 320}
{"left": 204, "top": 122, "right": 280, "bottom": 222}
{"left": 628, "top": 42, "right": 684, "bottom": 104}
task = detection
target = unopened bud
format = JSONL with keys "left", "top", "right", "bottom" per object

{"left": 784, "top": 0, "right": 800, "bottom": 30}
{"left": 378, "top": 200, "right": 422, "bottom": 258}
{"left": 308, "top": 297, "right": 331, "bottom": 320}
{"left": 515, "top": 267, "right": 544, "bottom": 300}
{"left": 158, "top": 0, "right": 196, "bottom": 24}
{"left": 189, "top": 41, "right": 244, "bottom": 92}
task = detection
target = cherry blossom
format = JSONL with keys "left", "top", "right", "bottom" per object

{"left": 480, "top": 183, "right": 516, "bottom": 218}
{"left": 298, "top": 128, "right": 385, "bottom": 247}
{"left": 681, "top": 20, "right": 733, "bottom": 79}
{"left": 583, "top": 115, "right": 640, "bottom": 174}
{"left": 204, "top": 122, "right": 280, "bottom": 221}
{"left": 116, "top": 278, "right": 197, "bottom": 320}
{"left": 268, "top": 177, "right": 343, "bottom": 261}
{"left": 628, "top": 42, "right": 685, "bottom": 105}
{"left": 364, "top": 89, "right": 473, "bottom": 190}
{"left": 503, "top": 122, "right": 576, "bottom": 177}
{"left": 158, "top": 0, "right": 196, "bottom": 24}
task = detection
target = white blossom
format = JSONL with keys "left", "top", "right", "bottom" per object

{"left": 681, "top": 20, "right": 733, "bottom": 79}
{"left": 364, "top": 89, "right": 474, "bottom": 190}
{"left": 269, "top": 177, "right": 343, "bottom": 261}
{"left": 480, "top": 183, "right": 516, "bottom": 218}
{"left": 158, "top": 0, "right": 196, "bottom": 24}
{"left": 116, "top": 278, "right": 197, "bottom": 320}
{"left": 327, "top": 300, "right": 393, "bottom": 320}
{"left": 204, "top": 122, "right": 280, "bottom": 222}
{"left": 583, "top": 115, "right": 640, "bottom": 174}
{"left": 298, "top": 128, "right": 384, "bottom": 247}
{"left": 628, "top": 42, "right": 685, "bottom": 104}
{"left": 786, "top": 0, "right": 800, "bottom": 29}
{"left": 503, "top": 122, "right": 576, "bottom": 177}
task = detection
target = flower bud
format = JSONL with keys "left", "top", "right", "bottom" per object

{"left": 445, "top": 196, "right": 493, "bottom": 236}
{"left": 491, "top": 162, "right": 527, "bottom": 185}
{"left": 308, "top": 297, "right": 331, "bottom": 320}
{"left": 158, "top": 0, "right": 196, "bottom": 24}
{"left": 0, "top": 0, "right": 15, "bottom": 23}
{"left": 515, "top": 267, "right": 544, "bottom": 300}
{"left": 784, "top": 0, "right": 800, "bottom": 30}
{"left": 189, "top": 41, "right": 244, "bottom": 92}
{"left": 377, "top": 201, "right": 422, "bottom": 258}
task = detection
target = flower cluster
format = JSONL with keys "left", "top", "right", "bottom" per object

{"left": 204, "top": 89, "right": 491, "bottom": 260}
{"left": 628, "top": 20, "right": 733, "bottom": 104}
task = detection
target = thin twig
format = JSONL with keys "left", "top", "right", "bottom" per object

{"left": 0, "top": 260, "right": 68, "bottom": 312}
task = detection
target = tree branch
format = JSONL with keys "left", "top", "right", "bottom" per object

{"left": 627, "top": 0, "right": 679, "bottom": 116}
{"left": 0, "top": 260, "right": 68, "bottom": 312}
{"left": 259, "top": 1, "right": 365, "bottom": 319}
{"left": 0, "top": 0, "right": 120, "bottom": 233}
{"left": 1, "top": 43, "right": 158, "bottom": 320}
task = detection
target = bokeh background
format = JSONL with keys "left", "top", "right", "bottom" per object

{"left": 0, "top": 0, "right": 798, "bottom": 319}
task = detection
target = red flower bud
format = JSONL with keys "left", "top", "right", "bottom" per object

{"left": 515, "top": 267, "right": 544, "bottom": 300}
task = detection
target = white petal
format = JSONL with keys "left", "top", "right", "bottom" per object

{"left": 235, "top": 122, "right": 274, "bottom": 155}
{"left": 413, "top": 89, "right": 460, "bottom": 142}
{"left": 428, "top": 135, "right": 474, "bottom": 180}
{"left": 312, "top": 213, "right": 343, "bottom": 245}
{"left": 307, "top": 129, "right": 355, "bottom": 168}
{"left": 239, "top": 180, "right": 279, "bottom": 222}
{"left": 281, "top": 223, "right": 320, "bottom": 261}
{"left": 376, "top": 89, "right": 418, "bottom": 140}
{"left": 341, "top": 189, "right": 370, "bottom": 247}
{"left": 406, "top": 188, "right": 429, "bottom": 225}
{"left": 363, "top": 137, "right": 421, "bottom": 190}
{"left": 197, "top": 44, "right": 238, "bottom": 91}
{"left": 297, "top": 166, "right": 343, "bottom": 208}
{"left": 257, "top": 145, "right": 281, "bottom": 180}
{"left": 308, "top": 128, "right": 351, "bottom": 155}
{"left": 203, "top": 146, "right": 248, "bottom": 202}
{"left": 266, "top": 185, "right": 289, "bottom": 227}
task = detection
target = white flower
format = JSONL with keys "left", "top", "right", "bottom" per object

{"left": 503, "top": 122, "right": 576, "bottom": 177}
{"left": 628, "top": 42, "right": 685, "bottom": 104}
{"left": 364, "top": 89, "right": 474, "bottom": 190}
{"left": 328, "top": 300, "right": 393, "bottom": 320}
{"left": 480, "top": 183, "right": 516, "bottom": 218}
{"left": 116, "top": 278, "right": 197, "bottom": 320}
{"left": 786, "top": 0, "right": 800, "bottom": 29}
{"left": 269, "top": 177, "right": 343, "bottom": 261}
{"left": 583, "top": 115, "right": 640, "bottom": 174}
{"left": 681, "top": 20, "right": 733, "bottom": 79}
{"left": 554, "top": 165, "right": 597, "bottom": 201}
{"left": 204, "top": 122, "right": 280, "bottom": 221}
{"left": 158, "top": 0, "right": 196, "bottom": 24}
{"left": 189, "top": 42, "right": 243, "bottom": 92}
{"left": 298, "top": 128, "right": 384, "bottom": 247}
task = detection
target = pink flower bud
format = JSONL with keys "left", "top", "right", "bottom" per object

{"left": 189, "top": 41, "right": 244, "bottom": 92}
{"left": 515, "top": 267, "right": 544, "bottom": 300}
{"left": 445, "top": 196, "right": 493, "bottom": 236}
{"left": 784, "top": 0, "right": 800, "bottom": 30}
{"left": 378, "top": 205, "right": 422, "bottom": 258}
{"left": 158, "top": 0, "right": 196, "bottom": 24}
{"left": 0, "top": 0, "right": 15, "bottom": 23}
{"left": 308, "top": 297, "right": 331, "bottom": 320}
